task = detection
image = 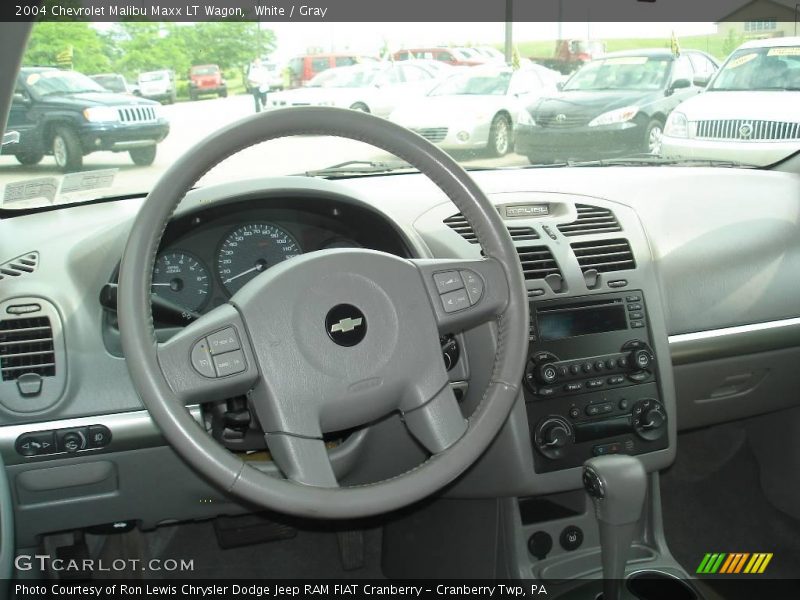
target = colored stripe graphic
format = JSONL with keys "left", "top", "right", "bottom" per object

{"left": 698, "top": 552, "right": 773, "bottom": 574}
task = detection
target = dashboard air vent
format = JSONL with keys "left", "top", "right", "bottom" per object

{"left": 444, "top": 213, "right": 539, "bottom": 244}
{"left": 572, "top": 238, "right": 636, "bottom": 273}
{"left": 0, "top": 316, "right": 56, "bottom": 381}
{"left": 0, "top": 252, "right": 39, "bottom": 281}
{"left": 516, "top": 246, "right": 562, "bottom": 281}
{"left": 557, "top": 204, "right": 621, "bottom": 237}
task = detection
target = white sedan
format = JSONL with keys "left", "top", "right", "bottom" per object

{"left": 266, "top": 61, "right": 443, "bottom": 117}
{"left": 662, "top": 37, "right": 800, "bottom": 166}
{"left": 389, "top": 64, "right": 559, "bottom": 156}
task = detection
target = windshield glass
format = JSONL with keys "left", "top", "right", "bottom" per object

{"left": 430, "top": 71, "right": 511, "bottom": 96}
{"left": 563, "top": 56, "right": 671, "bottom": 91}
{"left": 710, "top": 45, "right": 800, "bottom": 91}
{"left": 2, "top": 20, "right": 799, "bottom": 210}
{"left": 24, "top": 70, "right": 107, "bottom": 96}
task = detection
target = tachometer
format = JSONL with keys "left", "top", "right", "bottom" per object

{"left": 217, "top": 222, "right": 302, "bottom": 295}
{"left": 151, "top": 251, "right": 211, "bottom": 313}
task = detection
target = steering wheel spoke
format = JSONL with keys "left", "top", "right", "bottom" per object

{"left": 412, "top": 258, "right": 510, "bottom": 334}
{"left": 156, "top": 303, "right": 259, "bottom": 404}
{"left": 402, "top": 383, "right": 467, "bottom": 454}
{"left": 265, "top": 433, "right": 338, "bottom": 488}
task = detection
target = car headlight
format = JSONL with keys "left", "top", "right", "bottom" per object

{"left": 83, "top": 107, "right": 120, "bottom": 123}
{"left": 517, "top": 110, "right": 535, "bottom": 126}
{"left": 664, "top": 111, "right": 689, "bottom": 138}
{"left": 588, "top": 106, "right": 639, "bottom": 127}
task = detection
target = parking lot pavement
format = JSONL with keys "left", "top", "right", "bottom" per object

{"left": 0, "top": 95, "right": 528, "bottom": 198}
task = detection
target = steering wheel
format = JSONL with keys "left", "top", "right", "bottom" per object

{"left": 118, "top": 107, "right": 528, "bottom": 519}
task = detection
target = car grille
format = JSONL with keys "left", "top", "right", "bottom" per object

{"left": 117, "top": 106, "right": 158, "bottom": 123}
{"left": 695, "top": 120, "right": 800, "bottom": 141}
{"left": 533, "top": 112, "right": 590, "bottom": 128}
{"left": 414, "top": 127, "right": 448, "bottom": 142}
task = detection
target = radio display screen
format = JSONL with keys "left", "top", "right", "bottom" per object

{"left": 537, "top": 304, "right": 628, "bottom": 341}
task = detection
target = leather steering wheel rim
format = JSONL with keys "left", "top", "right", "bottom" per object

{"left": 118, "top": 107, "right": 528, "bottom": 518}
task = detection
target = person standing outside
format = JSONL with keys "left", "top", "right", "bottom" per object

{"left": 246, "top": 59, "right": 269, "bottom": 113}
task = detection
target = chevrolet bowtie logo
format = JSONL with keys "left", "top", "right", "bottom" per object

{"left": 330, "top": 317, "right": 363, "bottom": 334}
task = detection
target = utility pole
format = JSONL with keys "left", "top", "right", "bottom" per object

{"left": 505, "top": 0, "right": 513, "bottom": 62}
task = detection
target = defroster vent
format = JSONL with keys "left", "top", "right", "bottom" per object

{"left": 0, "top": 252, "right": 39, "bottom": 281}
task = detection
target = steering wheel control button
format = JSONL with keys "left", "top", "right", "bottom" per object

{"left": 460, "top": 270, "right": 484, "bottom": 304}
{"left": 15, "top": 431, "right": 55, "bottom": 457}
{"left": 433, "top": 271, "right": 464, "bottom": 294}
{"left": 58, "top": 428, "right": 87, "bottom": 453}
{"left": 190, "top": 339, "right": 216, "bottom": 378}
{"left": 326, "top": 304, "right": 367, "bottom": 347}
{"left": 87, "top": 425, "right": 112, "bottom": 448}
{"left": 207, "top": 327, "right": 240, "bottom": 355}
{"left": 213, "top": 350, "right": 246, "bottom": 377}
{"left": 440, "top": 288, "right": 470, "bottom": 313}
{"left": 560, "top": 526, "right": 584, "bottom": 551}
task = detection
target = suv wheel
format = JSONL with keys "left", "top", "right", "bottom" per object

{"left": 487, "top": 114, "right": 511, "bottom": 157}
{"left": 15, "top": 151, "right": 44, "bottom": 166}
{"left": 52, "top": 126, "right": 83, "bottom": 171}
{"left": 129, "top": 145, "right": 157, "bottom": 166}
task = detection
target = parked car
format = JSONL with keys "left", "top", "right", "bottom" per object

{"left": 515, "top": 49, "right": 719, "bottom": 163}
{"left": 268, "top": 61, "right": 441, "bottom": 117}
{"left": 286, "top": 54, "right": 378, "bottom": 89}
{"left": 530, "top": 39, "right": 607, "bottom": 75}
{"left": 188, "top": 64, "right": 227, "bottom": 100}
{"left": 89, "top": 73, "right": 140, "bottom": 96}
{"left": 392, "top": 47, "right": 485, "bottom": 67}
{"left": 661, "top": 37, "right": 800, "bottom": 166}
{"left": 471, "top": 46, "right": 507, "bottom": 64}
{"left": 390, "top": 64, "right": 559, "bottom": 156}
{"left": 137, "top": 69, "right": 176, "bottom": 104}
{"left": 5, "top": 67, "right": 169, "bottom": 170}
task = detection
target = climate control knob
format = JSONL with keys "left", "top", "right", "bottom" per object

{"left": 534, "top": 416, "right": 573, "bottom": 459}
{"left": 632, "top": 399, "right": 667, "bottom": 441}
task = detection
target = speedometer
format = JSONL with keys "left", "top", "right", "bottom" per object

{"left": 217, "top": 222, "right": 302, "bottom": 295}
{"left": 152, "top": 251, "right": 211, "bottom": 313}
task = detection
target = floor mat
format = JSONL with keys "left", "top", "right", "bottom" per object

{"left": 661, "top": 424, "right": 800, "bottom": 596}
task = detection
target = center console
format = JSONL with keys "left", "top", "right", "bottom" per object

{"left": 524, "top": 290, "right": 668, "bottom": 473}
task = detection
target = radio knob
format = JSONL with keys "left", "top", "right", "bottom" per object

{"left": 630, "top": 348, "right": 653, "bottom": 370}
{"left": 537, "top": 362, "right": 559, "bottom": 385}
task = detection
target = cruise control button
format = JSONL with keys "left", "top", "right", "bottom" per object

{"left": 191, "top": 339, "right": 216, "bottom": 378}
{"left": 460, "top": 270, "right": 483, "bottom": 305}
{"left": 15, "top": 431, "right": 55, "bottom": 457}
{"left": 207, "top": 327, "right": 240, "bottom": 355}
{"left": 213, "top": 350, "right": 246, "bottom": 377}
{"left": 433, "top": 271, "right": 464, "bottom": 294}
{"left": 440, "top": 288, "right": 470, "bottom": 313}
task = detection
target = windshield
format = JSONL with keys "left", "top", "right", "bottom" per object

{"left": 23, "top": 70, "right": 107, "bottom": 97}
{"left": 2, "top": 20, "right": 799, "bottom": 210}
{"left": 430, "top": 71, "right": 511, "bottom": 96}
{"left": 563, "top": 56, "right": 671, "bottom": 91}
{"left": 710, "top": 45, "right": 800, "bottom": 91}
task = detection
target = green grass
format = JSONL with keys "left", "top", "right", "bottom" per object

{"left": 515, "top": 35, "right": 730, "bottom": 61}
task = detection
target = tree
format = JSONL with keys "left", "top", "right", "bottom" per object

{"left": 722, "top": 29, "right": 745, "bottom": 57}
{"left": 23, "top": 22, "right": 112, "bottom": 74}
{"left": 113, "top": 23, "right": 191, "bottom": 79}
{"left": 176, "top": 23, "right": 275, "bottom": 71}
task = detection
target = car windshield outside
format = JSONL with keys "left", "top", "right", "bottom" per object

{"left": 710, "top": 45, "right": 800, "bottom": 91}
{"left": 23, "top": 69, "right": 107, "bottom": 97}
{"left": 563, "top": 56, "right": 671, "bottom": 91}
{"left": 1, "top": 21, "right": 799, "bottom": 210}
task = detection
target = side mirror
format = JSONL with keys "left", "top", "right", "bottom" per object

{"left": 12, "top": 91, "right": 30, "bottom": 104}
{"left": 692, "top": 73, "right": 711, "bottom": 88}
{"left": 669, "top": 78, "right": 691, "bottom": 93}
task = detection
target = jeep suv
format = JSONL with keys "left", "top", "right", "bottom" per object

{"left": 6, "top": 67, "right": 170, "bottom": 171}
{"left": 188, "top": 64, "right": 227, "bottom": 100}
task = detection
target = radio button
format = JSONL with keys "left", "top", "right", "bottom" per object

{"left": 617, "top": 357, "right": 628, "bottom": 368}
{"left": 618, "top": 399, "right": 629, "bottom": 410}
{"left": 558, "top": 366, "right": 569, "bottom": 378}
{"left": 629, "top": 311, "right": 644, "bottom": 320}
{"left": 594, "top": 361, "right": 605, "bottom": 371}
{"left": 630, "top": 320, "right": 645, "bottom": 328}
{"left": 569, "top": 365, "right": 580, "bottom": 375}
{"left": 585, "top": 405, "right": 601, "bottom": 416}
{"left": 605, "top": 359, "right": 616, "bottom": 370}
{"left": 564, "top": 382, "right": 583, "bottom": 393}
{"left": 607, "top": 375, "right": 625, "bottom": 385}
{"left": 600, "top": 403, "right": 614, "bottom": 413}
{"left": 537, "top": 386, "right": 556, "bottom": 397}
{"left": 586, "top": 378, "right": 604, "bottom": 389}
{"left": 582, "top": 362, "right": 593, "bottom": 373}
{"left": 626, "top": 295, "right": 642, "bottom": 303}
{"left": 627, "top": 303, "right": 642, "bottom": 311}
{"left": 569, "top": 407, "right": 580, "bottom": 419}
{"left": 628, "top": 371, "right": 649, "bottom": 383}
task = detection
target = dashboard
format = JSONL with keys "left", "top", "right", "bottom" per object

{"left": 0, "top": 167, "right": 799, "bottom": 547}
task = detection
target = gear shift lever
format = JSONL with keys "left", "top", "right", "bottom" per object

{"left": 583, "top": 455, "right": 647, "bottom": 600}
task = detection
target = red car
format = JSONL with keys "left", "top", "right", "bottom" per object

{"left": 393, "top": 47, "right": 485, "bottom": 67}
{"left": 188, "top": 64, "right": 228, "bottom": 100}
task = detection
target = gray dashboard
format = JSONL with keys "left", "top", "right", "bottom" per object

{"left": 0, "top": 166, "right": 799, "bottom": 544}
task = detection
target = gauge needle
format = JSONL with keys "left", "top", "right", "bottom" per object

{"left": 224, "top": 265, "right": 263, "bottom": 284}
{"left": 151, "top": 283, "right": 172, "bottom": 286}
